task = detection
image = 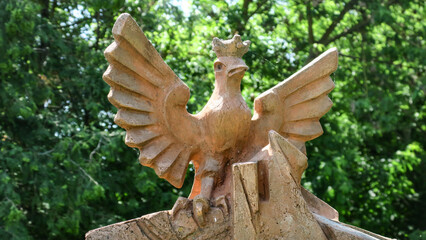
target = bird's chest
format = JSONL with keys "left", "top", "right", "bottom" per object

{"left": 204, "top": 96, "right": 251, "bottom": 152}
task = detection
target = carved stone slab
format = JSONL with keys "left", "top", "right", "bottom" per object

{"left": 86, "top": 199, "right": 231, "bottom": 240}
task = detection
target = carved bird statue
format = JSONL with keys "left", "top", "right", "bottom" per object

{"left": 104, "top": 13, "right": 338, "bottom": 226}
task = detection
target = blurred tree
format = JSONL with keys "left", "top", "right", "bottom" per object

{"left": 0, "top": 0, "right": 424, "bottom": 239}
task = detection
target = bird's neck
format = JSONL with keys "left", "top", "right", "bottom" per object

{"left": 213, "top": 79, "right": 242, "bottom": 97}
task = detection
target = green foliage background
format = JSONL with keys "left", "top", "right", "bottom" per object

{"left": 0, "top": 0, "right": 424, "bottom": 239}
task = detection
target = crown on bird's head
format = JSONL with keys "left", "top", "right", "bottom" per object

{"left": 212, "top": 34, "right": 251, "bottom": 58}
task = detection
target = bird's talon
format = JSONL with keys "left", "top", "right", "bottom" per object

{"left": 193, "top": 195, "right": 210, "bottom": 227}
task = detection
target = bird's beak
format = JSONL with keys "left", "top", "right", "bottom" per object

{"left": 227, "top": 65, "right": 248, "bottom": 78}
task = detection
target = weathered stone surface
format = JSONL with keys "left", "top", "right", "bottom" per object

{"left": 86, "top": 207, "right": 231, "bottom": 240}
{"left": 138, "top": 211, "right": 176, "bottom": 240}
{"left": 232, "top": 132, "right": 327, "bottom": 239}
{"left": 314, "top": 214, "right": 394, "bottom": 240}
{"left": 301, "top": 187, "right": 339, "bottom": 221}
{"left": 232, "top": 162, "right": 258, "bottom": 240}
{"left": 170, "top": 198, "right": 199, "bottom": 239}
{"left": 85, "top": 217, "right": 152, "bottom": 240}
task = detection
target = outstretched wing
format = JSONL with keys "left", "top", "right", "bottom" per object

{"left": 103, "top": 13, "right": 200, "bottom": 188}
{"left": 250, "top": 48, "right": 338, "bottom": 154}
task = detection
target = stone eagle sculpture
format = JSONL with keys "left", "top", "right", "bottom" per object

{"left": 103, "top": 13, "right": 337, "bottom": 226}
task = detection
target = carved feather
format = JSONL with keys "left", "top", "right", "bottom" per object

{"left": 251, "top": 48, "right": 338, "bottom": 153}
{"left": 103, "top": 13, "right": 198, "bottom": 188}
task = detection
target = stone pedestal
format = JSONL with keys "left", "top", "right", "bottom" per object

{"left": 86, "top": 132, "right": 394, "bottom": 240}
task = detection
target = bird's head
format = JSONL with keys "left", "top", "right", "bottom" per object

{"left": 212, "top": 35, "right": 250, "bottom": 93}
{"left": 213, "top": 56, "right": 248, "bottom": 83}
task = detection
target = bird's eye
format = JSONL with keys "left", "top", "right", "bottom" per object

{"left": 215, "top": 63, "right": 223, "bottom": 71}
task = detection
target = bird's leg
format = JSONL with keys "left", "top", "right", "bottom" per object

{"left": 193, "top": 154, "right": 222, "bottom": 226}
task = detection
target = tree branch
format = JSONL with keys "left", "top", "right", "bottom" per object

{"left": 242, "top": 0, "right": 251, "bottom": 21}
{"left": 322, "top": 13, "right": 371, "bottom": 45}
{"left": 318, "top": 0, "right": 358, "bottom": 44}
{"left": 306, "top": 0, "right": 314, "bottom": 44}
{"left": 236, "top": 0, "right": 252, "bottom": 33}
{"left": 94, "top": 11, "right": 101, "bottom": 50}
{"left": 49, "top": 0, "right": 57, "bottom": 19}
{"left": 54, "top": 17, "right": 92, "bottom": 29}
{"left": 89, "top": 137, "right": 103, "bottom": 162}
{"left": 339, "top": 53, "right": 396, "bottom": 65}
{"left": 38, "top": 149, "right": 55, "bottom": 155}
{"left": 246, "top": 0, "right": 269, "bottom": 20}
{"left": 388, "top": 23, "right": 421, "bottom": 48}
{"left": 69, "top": 159, "right": 100, "bottom": 185}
